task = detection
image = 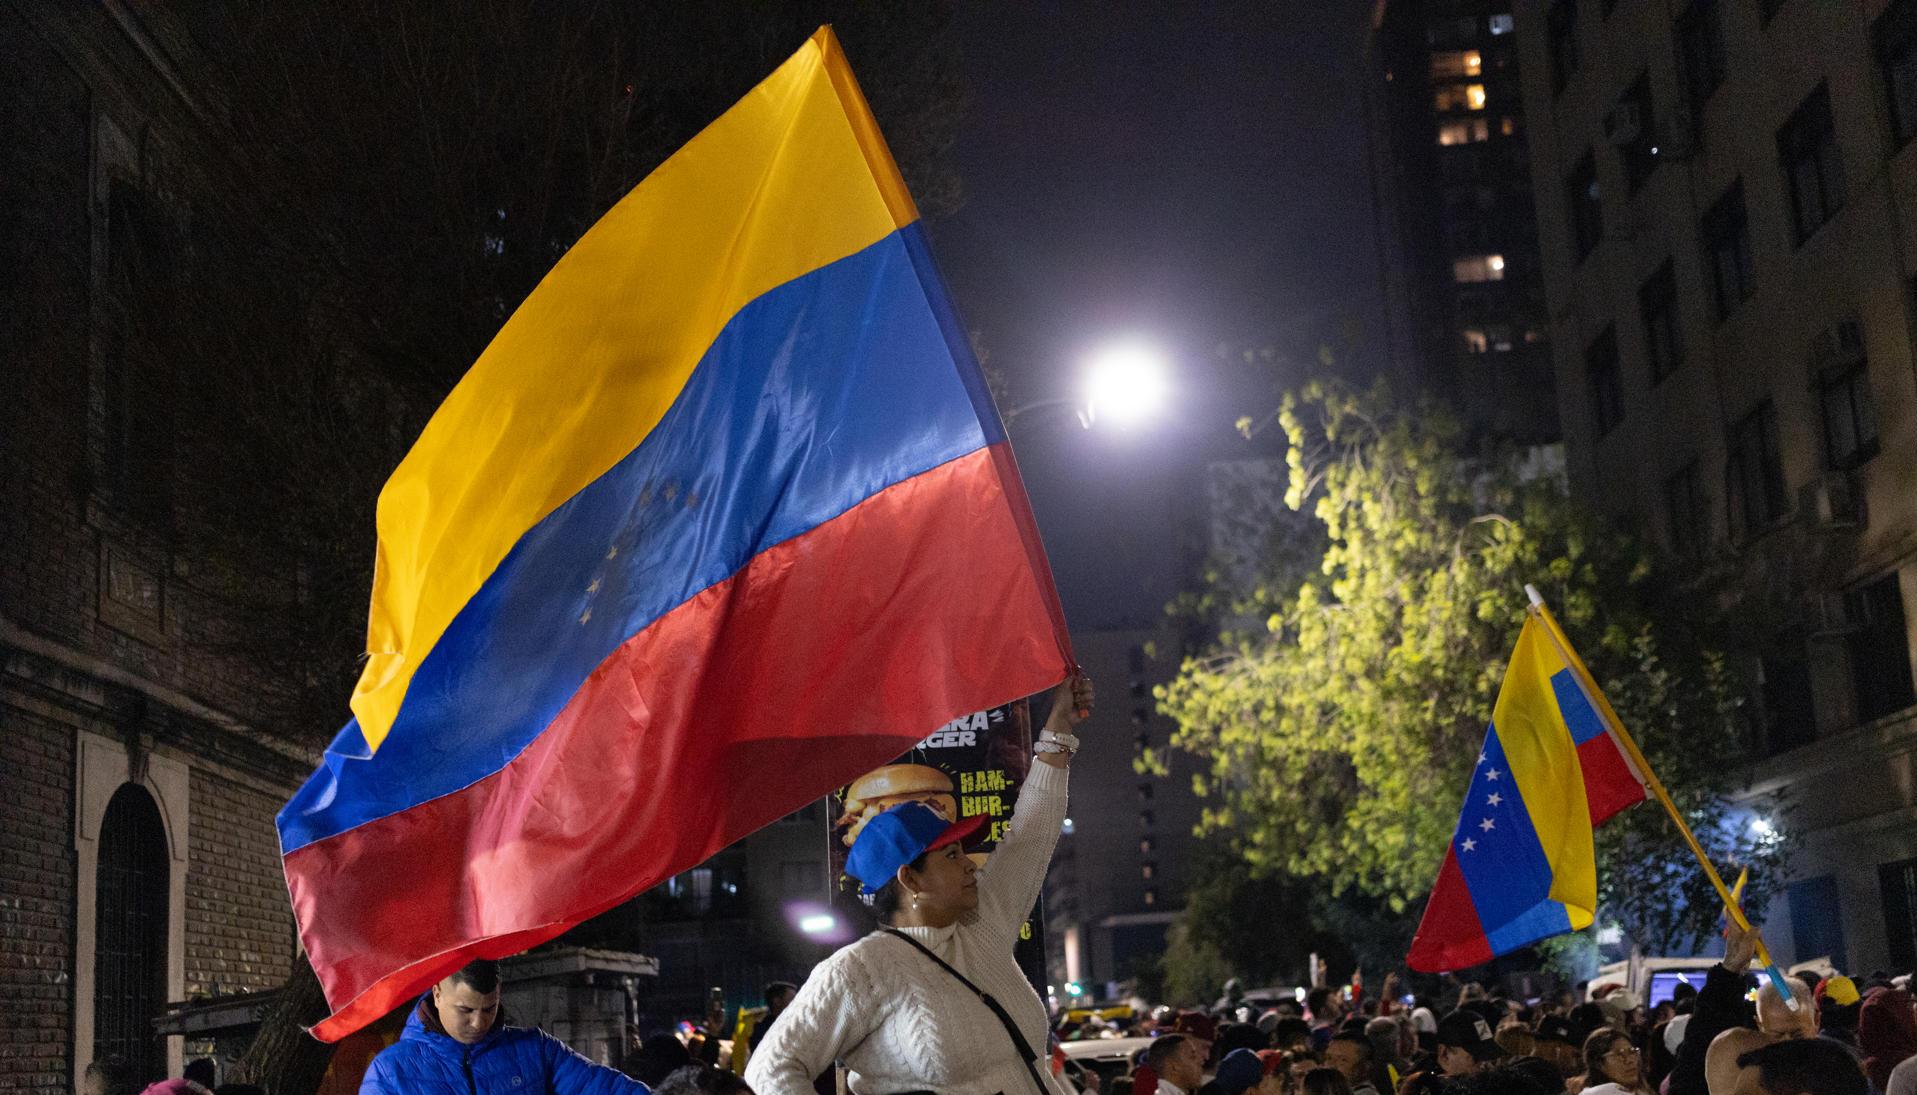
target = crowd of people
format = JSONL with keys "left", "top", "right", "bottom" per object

{"left": 77, "top": 676, "right": 1917, "bottom": 1095}
{"left": 1048, "top": 922, "right": 1915, "bottom": 1095}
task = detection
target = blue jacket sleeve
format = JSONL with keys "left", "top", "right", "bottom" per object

{"left": 543, "top": 1031, "right": 650, "bottom": 1095}
{"left": 356, "top": 1056, "right": 395, "bottom": 1095}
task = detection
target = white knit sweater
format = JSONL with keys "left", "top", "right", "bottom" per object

{"left": 745, "top": 760, "right": 1070, "bottom": 1095}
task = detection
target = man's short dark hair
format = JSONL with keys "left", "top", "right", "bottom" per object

{"left": 83, "top": 1057, "right": 135, "bottom": 1095}
{"left": 184, "top": 1059, "right": 218, "bottom": 1087}
{"left": 653, "top": 1064, "right": 752, "bottom": 1095}
{"left": 1306, "top": 987, "right": 1336, "bottom": 1015}
{"left": 1734, "top": 1039, "right": 1868, "bottom": 1095}
{"left": 1446, "top": 1066, "right": 1550, "bottom": 1095}
{"left": 446, "top": 958, "right": 501, "bottom": 994}
{"left": 1273, "top": 1016, "right": 1313, "bottom": 1045}
{"left": 1329, "top": 1030, "right": 1373, "bottom": 1059}
{"left": 1147, "top": 1033, "right": 1190, "bottom": 1073}
{"left": 764, "top": 980, "right": 798, "bottom": 1003}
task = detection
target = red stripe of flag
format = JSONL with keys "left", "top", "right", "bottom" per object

{"left": 286, "top": 445, "right": 1068, "bottom": 1040}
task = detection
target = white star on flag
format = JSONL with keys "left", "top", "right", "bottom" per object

{"left": 1479, "top": 817, "right": 1496, "bottom": 832}
{"left": 1477, "top": 751, "right": 1487, "bottom": 765}
{"left": 1487, "top": 792, "right": 1503, "bottom": 807}
{"left": 1485, "top": 768, "right": 1501, "bottom": 781}
{"left": 1461, "top": 838, "right": 1477, "bottom": 852}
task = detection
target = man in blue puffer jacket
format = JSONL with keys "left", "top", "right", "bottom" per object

{"left": 360, "top": 959, "right": 649, "bottom": 1095}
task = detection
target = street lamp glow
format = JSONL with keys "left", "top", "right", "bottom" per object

{"left": 799, "top": 914, "right": 837, "bottom": 936}
{"left": 1082, "top": 341, "right": 1169, "bottom": 427}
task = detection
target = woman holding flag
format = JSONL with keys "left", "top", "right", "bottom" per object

{"left": 744, "top": 676, "right": 1093, "bottom": 1095}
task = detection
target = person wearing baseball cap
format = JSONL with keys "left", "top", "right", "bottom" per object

{"left": 1816, "top": 974, "right": 1863, "bottom": 1049}
{"left": 744, "top": 677, "right": 1094, "bottom": 1095}
{"left": 1434, "top": 1009, "right": 1503, "bottom": 1076}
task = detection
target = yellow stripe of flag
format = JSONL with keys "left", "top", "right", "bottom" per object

{"left": 354, "top": 28, "right": 917, "bottom": 750}
{"left": 1493, "top": 617, "right": 1599, "bottom": 928}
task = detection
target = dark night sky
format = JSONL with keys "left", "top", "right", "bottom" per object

{"left": 930, "top": 2, "right": 1389, "bottom": 628}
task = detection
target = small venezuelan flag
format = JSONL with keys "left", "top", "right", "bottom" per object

{"left": 1406, "top": 614, "right": 1647, "bottom": 972}
{"left": 278, "top": 27, "right": 1073, "bottom": 1041}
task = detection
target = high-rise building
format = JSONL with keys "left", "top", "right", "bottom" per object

{"left": 1512, "top": 0, "right": 1917, "bottom": 972}
{"left": 1043, "top": 626, "right": 1205, "bottom": 1001}
{"left": 1367, "top": 0, "right": 1560, "bottom": 441}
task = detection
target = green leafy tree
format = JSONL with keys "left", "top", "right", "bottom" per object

{"left": 1155, "top": 380, "right": 1786, "bottom": 962}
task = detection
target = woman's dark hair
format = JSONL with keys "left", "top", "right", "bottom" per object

{"left": 446, "top": 958, "right": 501, "bottom": 994}
{"left": 1496, "top": 1056, "right": 1562, "bottom": 1093}
{"left": 869, "top": 850, "right": 930, "bottom": 922}
{"left": 653, "top": 1064, "right": 753, "bottom": 1095}
{"left": 634, "top": 1033, "right": 696, "bottom": 1086}
{"left": 1299, "top": 1067, "right": 1352, "bottom": 1095}
{"left": 1581, "top": 1026, "right": 1631, "bottom": 1080}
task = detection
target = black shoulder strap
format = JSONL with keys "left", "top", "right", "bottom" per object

{"left": 881, "top": 929, "right": 1050, "bottom": 1095}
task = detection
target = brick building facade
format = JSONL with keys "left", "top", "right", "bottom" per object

{"left": 2, "top": 4, "right": 315, "bottom": 1087}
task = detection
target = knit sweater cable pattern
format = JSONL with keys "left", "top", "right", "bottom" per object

{"left": 745, "top": 760, "right": 1070, "bottom": 1095}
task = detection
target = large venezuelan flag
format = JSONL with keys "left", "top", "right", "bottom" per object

{"left": 1406, "top": 613, "right": 1646, "bottom": 972}
{"left": 278, "top": 27, "right": 1073, "bottom": 1041}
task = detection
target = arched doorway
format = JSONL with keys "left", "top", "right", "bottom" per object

{"left": 93, "top": 782, "right": 169, "bottom": 1080}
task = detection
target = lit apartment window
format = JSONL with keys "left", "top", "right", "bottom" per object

{"left": 1678, "top": 0, "right": 1727, "bottom": 114}
{"left": 1639, "top": 260, "right": 1682, "bottom": 383}
{"left": 1701, "top": 180, "right": 1754, "bottom": 318}
{"left": 1815, "top": 329, "right": 1879, "bottom": 470}
{"left": 1875, "top": 0, "right": 1917, "bottom": 145}
{"left": 1547, "top": 0, "right": 1579, "bottom": 95}
{"left": 1489, "top": 13, "right": 1515, "bottom": 35}
{"left": 1434, "top": 83, "right": 1487, "bottom": 112}
{"left": 1141, "top": 862, "right": 1157, "bottom": 880}
{"left": 1726, "top": 400, "right": 1787, "bottom": 538}
{"left": 1585, "top": 326, "right": 1623, "bottom": 437}
{"left": 1430, "top": 50, "right": 1483, "bottom": 79}
{"left": 1662, "top": 461, "right": 1706, "bottom": 563}
{"left": 1453, "top": 254, "right": 1505, "bottom": 282}
{"left": 1567, "top": 150, "right": 1602, "bottom": 263}
{"left": 1501, "top": 116, "right": 1518, "bottom": 137}
{"left": 1462, "top": 328, "right": 1489, "bottom": 354}
{"left": 1438, "top": 118, "right": 1490, "bottom": 145}
{"left": 1778, "top": 84, "right": 1846, "bottom": 244}
{"left": 1139, "top": 837, "right": 1155, "bottom": 855}
{"left": 1143, "top": 888, "right": 1158, "bottom": 906}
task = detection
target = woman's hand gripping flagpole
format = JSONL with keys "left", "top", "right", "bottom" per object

{"left": 1521, "top": 584, "right": 1801, "bottom": 1011}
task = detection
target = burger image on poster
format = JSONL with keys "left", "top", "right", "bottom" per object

{"left": 836, "top": 765, "right": 958, "bottom": 848}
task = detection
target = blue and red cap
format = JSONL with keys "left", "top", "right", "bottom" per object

{"left": 846, "top": 801, "right": 987, "bottom": 894}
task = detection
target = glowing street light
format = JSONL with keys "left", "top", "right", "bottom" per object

{"left": 1001, "top": 339, "right": 1172, "bottom": 429}
{"left": 1081, "top": 340, "right": 1170, "bottom": 428}
{"left": 798, "top": 913, "right": 837, "bottom": 937}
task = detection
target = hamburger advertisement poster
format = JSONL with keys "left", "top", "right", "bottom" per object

{"left": 831, "top": 699, "right": 1047, "bottom": 988}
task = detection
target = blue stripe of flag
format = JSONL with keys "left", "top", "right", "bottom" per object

{"left": 1550, "top": 669, "right": 1606, "bottom": 745}
{"left": 1452, "top": 724, "right": 1573, "bottom": 952}
{"left": 280, "top": 225, "right": 995, "bottom": 852}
